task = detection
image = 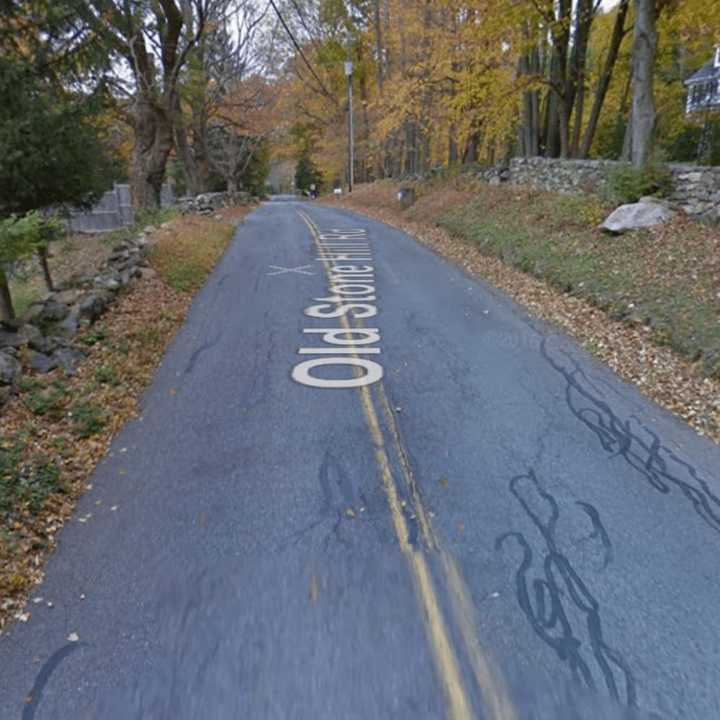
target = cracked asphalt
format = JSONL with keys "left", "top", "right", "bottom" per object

{"left": 1, "top": 199, "right": 719, "bottom": 719}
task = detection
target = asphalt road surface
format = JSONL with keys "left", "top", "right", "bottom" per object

{"left": 1, "top": 199, "right": 719, "bottom": 720}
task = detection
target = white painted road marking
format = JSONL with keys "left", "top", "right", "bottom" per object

{"left": 293, "top": 217, "right": 383, "bottom": 388}
{"left": 267, "top": 264, "right": 315, "bottom": 276}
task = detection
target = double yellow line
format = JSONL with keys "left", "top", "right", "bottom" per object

{"left": 297, "top": 210, "right": 516, "bottom": 720}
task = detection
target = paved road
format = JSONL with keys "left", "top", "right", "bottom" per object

{"left": 1, "top": 200, "right": 719, "bottom": 719}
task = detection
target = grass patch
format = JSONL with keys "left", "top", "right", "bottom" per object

{"left": 150, "top": 216, "right": 235, "bottom": 292}
{"left": 20, "top": 379, "right": 68, "bottom": 420}
{"left": 0, "top": 433, "right": 64, "bottom": 517}
{"left": 69, "top": 401, "right": 108, "bottom": 438}
{"left": 94, "top": 364, "right": 120, "bottom": 386}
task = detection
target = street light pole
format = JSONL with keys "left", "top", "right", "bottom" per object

{"left": 344, "top": 60, "right": 354, "bottom": 192}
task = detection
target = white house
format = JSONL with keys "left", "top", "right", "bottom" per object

{"left": 685, "top": 47, "right": 720, "bottom": 114}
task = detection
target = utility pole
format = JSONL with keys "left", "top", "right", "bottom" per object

{"left": 344, "top": 59, "right": 354, "bottom": 192}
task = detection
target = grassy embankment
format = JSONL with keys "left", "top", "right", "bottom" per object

{"left": 340, "top": 176, "right": 720, "bottom": 377}
{"left": 326, "top": 176, "right": 720, "bottom": 441}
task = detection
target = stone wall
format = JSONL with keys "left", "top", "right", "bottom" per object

{"left": 178, "top": 190, "right": 253, "bottom": 215}
{"left": 476, "top": 157, "right": 720, "bottom": 222}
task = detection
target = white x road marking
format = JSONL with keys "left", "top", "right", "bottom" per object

{"left": 267, "top": 264, "right": 315, "bottom": 276}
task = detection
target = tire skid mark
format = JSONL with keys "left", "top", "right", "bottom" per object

{"left": 184, "top": 332, "right": 223, "bottom": 376}
{"left": 23, "top": 642, "right": 85, "bottom": 720}
{"left": 541, "top": 339, "right": 720, "bottom": 535}
{"left": 496, "top": 470, "right": 636, "bottom": 709}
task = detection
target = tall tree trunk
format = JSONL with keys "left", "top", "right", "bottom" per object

{"left": 630, "top": 0, "right": 657, "bottom": 167}
{"left": 130, "top": 93, "right": 176, "bottom": 210}
{"left": 463, "top": 133, "right": 479, "bottom": 163}
{"left": 37, "top": 247, "right": 53, "bottom": 293}
{"left": 0, "top": 267, "right": 15, "bottom": 323}
{"left": 566, "top": 0, "right": 594, "bottom": 157}
{"left": 558, "top": 100, "right": 571, "bottom": 158}
{"left": 519, "top": 42, "right": 539, "bottom": 158}
{"left": 373, "top": 0, "right": 384, "bottom": 89}
{"left": 448, "top": 125, "right": 458, "bottom": 164}
{"left": 174, "top": 107, "right": 201, "bottom": 196}
{"left": 579, "top": 0, "right": 630, "bottom": 158}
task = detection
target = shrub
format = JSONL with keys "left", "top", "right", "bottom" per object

{"left": 605, "top": 162, "right": 673, "bottom": 204}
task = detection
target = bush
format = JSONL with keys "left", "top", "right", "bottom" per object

{"left": 605, "top": 162, "right": 673, "bottom": 204}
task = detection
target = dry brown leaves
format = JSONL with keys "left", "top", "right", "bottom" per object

{"left": 325, "top": 189, "right": 720, "bottom": 445}
{"left": 0, "top": 208, "right": 252, "bottom": 633}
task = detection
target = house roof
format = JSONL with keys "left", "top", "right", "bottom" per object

{"left": 686, "top": 58, "right": 720, "bottom": 86}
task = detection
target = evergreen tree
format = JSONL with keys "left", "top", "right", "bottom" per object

{"left": 295, "top": 153, "right": 324, "bottom": 194}
{"left": 0, "top": 56, "right": 118, "bottom": 320}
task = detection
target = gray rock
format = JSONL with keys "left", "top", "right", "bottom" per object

{"left": 26, "top": 299, "right": 70, "bottom": 325}
{"left": 22, "top": 324, "right": 43, "bottom": 345}
{"left": 77, "top": 291, "right": 112, "bottom": 322}
{"left": 140, "top": 267, "right": 158, "bottom": 281}
{"left": 0, "top": 325, "right": 27, "bottom": 349}
{"left": 28, "top": 351, "right": 58, "bottom": 374}
{"left": 0, "top": 350, "right": 21, "bottom": 384}
{"left": 638, "top": 196, "right": 671, "bottom": 207}
{"left": 30, "top": 335, "right": 58, "bottom": 355}
{"left": 54, "top": 347, "right": 85, "bottom": 376}
{"left": 601, "top": 201, "right": 675, "bottom": 234}
{"left": 94, "top": 273, "right": 121, "bottom": 292}
{"left": 51, "top": 288, "right": 83, "bottom": 305}
{"left": 22, "top": 324, "right": 57, "bottom": 354}
{"left": 57, "top": 310, "right": 80, "bottom": 338}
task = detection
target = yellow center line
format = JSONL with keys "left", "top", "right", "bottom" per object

{"left": 297, "top": 209, "right": 473, "bottom": 720}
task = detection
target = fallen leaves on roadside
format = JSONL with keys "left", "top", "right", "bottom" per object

{"left": 0, "top": 208, "right": 253, "bottom": 633}
{"left": 326, "top": 188, "right": 720, "bottom": 446}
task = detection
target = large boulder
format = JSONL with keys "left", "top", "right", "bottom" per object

{"left": 601, "top": 199, "right": 675, "bottom": 234}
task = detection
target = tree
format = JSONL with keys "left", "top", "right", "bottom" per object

{"left": 579, "top": 0, "right": 630, "bottom": 158}
{"left": 0, "top": 49, "right": 118, "bottom": 321}
{"left": 174, "top": 0, "right": 265, "bottom": 196}
{"left": 630, "top": 0, "right": 658, "bottom": 167}
{"left": 73, "top": 1, "right": 224, "bottom": 209}
{"left": 295, "top": 151, "right": 324, "bottom": 193}
{"left": 0, "top": 214, "right": 44, "bottom": 323}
